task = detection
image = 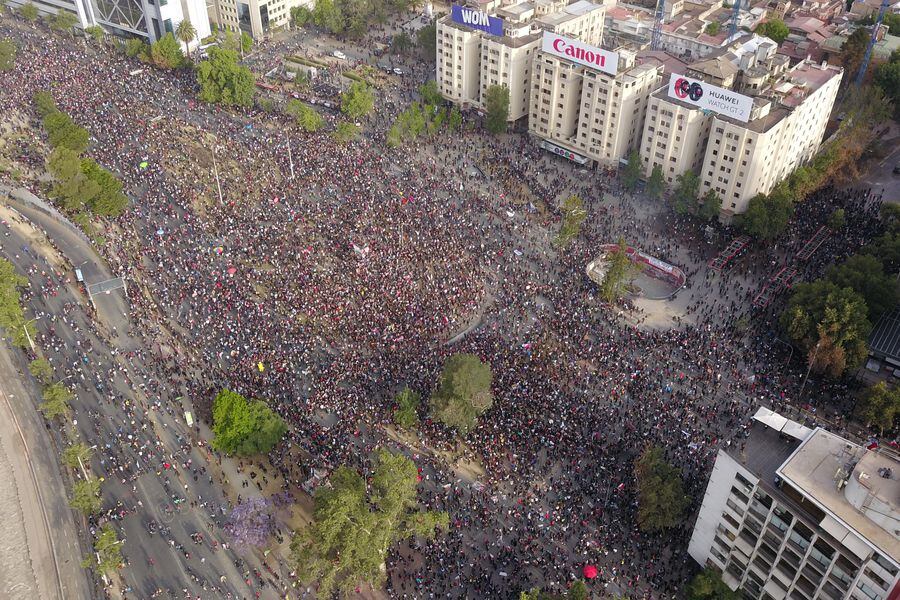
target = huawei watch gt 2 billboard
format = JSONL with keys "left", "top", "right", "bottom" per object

{"left": 667, "top": 74, "right": 753, "bottom": 123}
{"left": 451, "top": 5, "right": 504, "bottom": 36}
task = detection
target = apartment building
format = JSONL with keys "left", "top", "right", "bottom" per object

{"left": 211, "top": 0, "right": 299, "bottom": 37}
{"left": 9, "top": 0, "right": 210, "bottom": 46}
{"left": 688, "top": 408, "right": 899, "bottom": 600}
{"left": 530, "top": 41, "right": 661, "bottom": 166}
{"left": 436, "top": 0, "right": 606, "bottom": 121}
{"left": 640, "top": 36, "right": 842, "bottom": 218}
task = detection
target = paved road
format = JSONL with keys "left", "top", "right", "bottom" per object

{"left": 0, "top": 196, "right": 289, "bottom": 598}
{"left": 0, "top": 344, "right": 91, "bottom": 600}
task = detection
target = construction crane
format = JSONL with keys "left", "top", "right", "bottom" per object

{"left": 651, "top": 0, "right": 665, "bottom": 51}
{"left": 728, "top": 0, "right": 742, "bottom": 40}
{"left": 855, "top": 0, "right": 891, "bottom": 87}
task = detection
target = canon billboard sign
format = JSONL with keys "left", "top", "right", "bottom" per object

{"left": 667, "top": 74, "right": 753, "bottom": 123}
{"left": 540, "top": 32, "right": 618, "bottom": 76}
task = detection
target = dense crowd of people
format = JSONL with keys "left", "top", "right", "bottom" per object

{"left": 0, "top": 20, "right": 888, "bottom": 599}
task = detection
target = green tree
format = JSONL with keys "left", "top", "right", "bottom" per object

{"left": 240, "top": 32, "right": 253, "bottom": 54}
{"left": 448, "top": 106, "right": 462, "bottom": 130}
{"left": 51, "top": 10, "right": 78, "bottom": 34}
{"left": 621, "top": 148, "right": 642, "bottom": 192}
{"left": 81, "top": 158, "right": 128, "bottom": 216}
{"left": 0, "top": 258, "right": 33, "bottom": 348}
{"left": 392, "top": 31, "right": 414, "bottom": 54}
{"left": 599, "top": 238, "right": 637, "bottom": 303}
{"left": 417, "top": 22, "right": 437, "bottom": 59}
{"left": 856, "top": 381, "right": 900, "bottom": 434}
{"left": 0, "top": 38, "right": 15, "bottom": 72}
{"left": 211, "top": 389, "right": 286, "bottom": 456}
{"left": 70, "top": 477, "right": 102, "bottom": 515}
{"left": 430, "top": 353, "right": 493, "bottom": 434}
{"left": 28, "top": 357, "right": 54, "bottom": 384}
{"left": 291, "top": 5, "right": 313, "bottom": 26}
{"left": 33, "top": 90, "right": 58, "bottom": 117}
{"left": 86, "top": 524, "right": 123, "bottom": 575}
{"left": 841, "top": 28, "right": 871, "bottom": 82}
{"left": 555, "top": 194, "right": 587, "bottom": 248}
{"left": 698, "top": 189, "right": 722, "bottom": 221}
{"left": 340, "top": 81, "right": 375, "bottom": 120}
{"left": 826, "top": 254, "right": 896, "bottom": 321}
{"left": 739, "top": 187, "right": 794, "bottom": 240}
{"left": 863, "top": 231, "right": 900, "bottom": 273}
{"left": 393, "top": 386, "right": 420, "bottom": 430}
{"left": 419, "top": 80, "right": 442, "bottom": 106}
{"left": 43, "top": 111, "right": 89, "bottom": 153}
{"left": 19, "top": 2, "right": 39, "bottom": 22}
{"left": 175, "top": 19, "right": 197, "bottom": 59}
{"left": 828, "top": 208, "right": 846, "bottom": 230}
{"left": 755, "top": 19, "right": 789, "bottom": 44}
{"left": 633, "top": 445, "right": 688, "bottom": 532}
{"left": 84, "top": 25, "right": 105, "bottom": 44}
{"left": 874, "top": 59, "right": 900, "bottom": 111}
{"left": 647, "top": 164, "right": 665, "bottom": 199}
{"left": 687, "top": 568, "right": 738, "bottom": 600}
{"left": 124, "top": 37, "right": 147, "bottom": 58}
{"left": 291, "top": 449, "right": 448, "bottom": 597}
{"left": 484, "top": 85, "right": 509, "bottom": 134}
{"left": 313, "top": 0, "right": 343, "bottom": 34}
{"left": 705, "top": 22, "right": 720, "bottom": 36}
{"left": 333, "top": 121, "right": 360, "bottom": 144}
{"left": 197, "top": 47, "right": 256, "bottom": 106}
{"left": 149, "top": 32, "right": 184, "bottom": 69}
{"left": 569, "top": 579, "right": 589, "bottom": 600}
{"left": 286, "top": 100, "right": 325, "bottom": 132}
{"left": 47, "top": 146, "right": 98, "bottom": 212}
{"left": 61, "top": 442, "right": 93, "bottom": 469}
{"left": 780, "top": 280, "right": 871, "bottom": 377}
{"left": 40, "top": 383, "right": 73, "bottom": 420}
{"left": 672, "top": 169, "right": 700, "bottom": 215}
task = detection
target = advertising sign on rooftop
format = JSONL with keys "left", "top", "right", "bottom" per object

{"left": 667, "top": 74, "right": 753, "bottom": 123}
{"left": 540, "top": 31, "right": 618, "bottom": 76}
{"left": 451, "top": 4, "right": 504, "bottom": 36}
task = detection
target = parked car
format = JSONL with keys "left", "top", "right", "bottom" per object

{"left": 333, "top": 50, "right": 347, "bottom": 60}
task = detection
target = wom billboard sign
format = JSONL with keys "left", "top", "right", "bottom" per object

{"left": 667, "top": 74, "right": 753, "bottom": 123}
{"left": 451, "top": 5, "right": 504, "bottom": 36}
{"left": 541, "top": 32, "right": 618, "bottom": 76}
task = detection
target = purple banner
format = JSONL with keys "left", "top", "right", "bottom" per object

{"left": 451, "top": 5, "right": 504, "bottom": 36}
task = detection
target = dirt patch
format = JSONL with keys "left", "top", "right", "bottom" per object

{"left": 0, "top": 202, "right": 67, "bottom": 271}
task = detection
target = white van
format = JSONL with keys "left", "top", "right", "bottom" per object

{"left": 333, "top": 50, "right": 347, "bottom": 60}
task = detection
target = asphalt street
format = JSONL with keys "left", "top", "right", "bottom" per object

{"left": 0, "top": 194, "right": 290, "bottom": 599}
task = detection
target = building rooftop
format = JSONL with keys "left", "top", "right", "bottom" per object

{"left": 636, "top": 49, "right": 690, "bottom": 74}
{"left": 777, "top": 428, "right": 900, "bottom": 561}
{"left": 497, "top": 2, "right": 534, "bottom": 20}
{"left": 732, "top": 418, "right": 803, "bottom": 483}
{"left": 869, "top": 307, "right": 900, "bottom": 366}
{"left": 773, "top": 59, "right": 843, "bottom": 107}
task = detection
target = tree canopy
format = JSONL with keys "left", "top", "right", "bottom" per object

{"left": 211, "top": 389, "right": 287, "bottom": 456}
{"left": 484, "top": 85, "right": 509, "bottom": 134}
{"left": 755, "top": 19, "right": 789, "bottom": 44}
{"left": 780, "top": 280, "right": 871, "bottom": 377}
{"left": 28, "top": 357, "right": 54, "bottom": 384}
{"left": 149, "top": 32, "right": 184, "bottom": 69}
{"left": 841, "top": 28, "right": 871, "bottom": 82}
{"left": 340, "top": 81, "right": 374, "bottom": 120}
{"left": 634, "top": 445, "right": 688, "bottom": 532}
{"left": 856, "top": 381, "right": 900, "bottom": 435}
{"left": 43, "top": 111, "right": 90, "bottom": 154}
{"left": 698, "top": 189, "right": 722, "bottom": 221}
{"left": 291, "top": 449, "right": 448, "bottom": 597}
{"left": 687, "top": 568, "right": 738, "bottom": 600}
{"left": 393, "top": 386, "right": 420, "bottom": 430}
{"left": 286, "top": 100, "right": 325, "bottom": 132}
{"left": 739, "top": 186, "right": 793, "bottom": 240}
{"left": 0, "top": 38, "right": 16, "bottom": 71}
{"left": 88, "top": 524, "right": 123, "bottom": 575}
{"left": 197, "top": 47, "right": 256, "bottom": 107}
{"left": 430, "top": 353, "right": 493, "bottom": 434}
{"left": 826, "top": 254, "right": 896, "bottom": 321}
{"left": 555, "top": 194, "right": 587, "bottom": 249}
{"left": 672, "top": 170, "right": 700, "bottom": 215}
{"left": 647, "top": 164, "right": 665, "bottom": 199}
{"left": 70, "top": 476, "right": 102, "bottom": 514}
{"left": 599, "top": 239, "right": 636, "bottom": 303}
{"left": 41, "top": 383, "right": 73, "bottom": 420}
{"left": 0, "top": 258, "right": 35, "bottom": 349}
{"left": 622, "top": 149, "right": 642, "bottom": 192}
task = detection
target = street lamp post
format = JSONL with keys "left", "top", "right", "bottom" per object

{"left": 286, "top": 139, "right": 295, "bottom": 180}
{"left": 22, "top": 317, "right": 40, "bottom": 353}
{"left": 797, "top": 339, "right": 822, "bottom": 403}
{"left": 211, "top": 145, "right": 224, "bottom": 205}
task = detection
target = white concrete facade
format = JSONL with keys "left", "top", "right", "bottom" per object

{"left": 211, "top": 0, "right": 297, "bottom": 38}
{"left": 688, "top": 415, "right": 900, "bottom": 600}
{"left": 8, "top": 0, "right": 94, "bottom": 28}
{"left": 641, "top": 89, "right": 713, "bottom": 185}
{"left": 529, "top": 49, "right": 661, "bottom": 166}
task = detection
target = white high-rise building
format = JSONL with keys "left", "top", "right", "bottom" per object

{"left": 688, "top": 408, "right": 899, "bottom": 600}
{"left": 435, "top": 0, "right": 606, "bottom": 121}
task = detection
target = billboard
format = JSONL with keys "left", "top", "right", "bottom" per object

{"left": 541, "top": 31, "right": 618, "bottom": 76}
{"left": 667, "top": 74, "right": 753, "bottom": 123}
{"left": 451, "top": 5, "right": 504, "bottom": 36}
